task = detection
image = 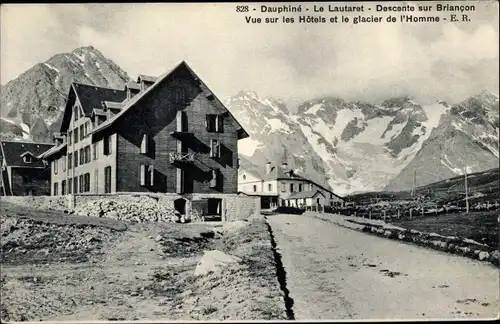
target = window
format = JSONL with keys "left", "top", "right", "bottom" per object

{"left": 139, "top": 165, "right": 155, "bottom": 187}
{"left": 93, "top": 143, "right": 98, "bottom": 160}
{"left": 68, "top": 153, "right": 72, "bottom": 170}
{"left": 140, "top": 134, "right": 149, "bottom": 154}
{"left": 104, "top": 166, "right": 112, "bottom": 193}
{"left": 79, "top": 174, "right": 84, "bottom": 193}
{"left": 68, "top": 178, "right": 72, "bottom": 194}
{"left": 74, "top": 150, "right": 78, "bottom": 168}
{"left": 61, "top": 180, "right": 66, "bottom": 195}
{"left": 290, "top": 183, "right": 294, "bottom": 192}
{"left": 73, "top": 176, "right": 78, "bottom": 193}
{"left": 253, "top": 185, "right": 257, "bottom": 192}
{"left": 210, "top": 139, "right": 220, "bottom": 158}
{"left": 242, "top": 174, "right": 246, "bottom": 180}
{"left": 268, "top": 184, "right": 272, "bottom": 191}
{"left": 209, "top": 169, "right": 219, "bottom": 189}
{"left": 140, "top": 165, "right": 147, "bottom": 186}
{"left": 53, "top": 182, "right": 58, "bottom": 196}
{"left": 84, "top": 122, "right": 89, "bottom": 136}
{"left": 68, "top": 131, "right": 72, "bottom": 145}
{"left": 281, "top": 182, "right": 286, "bottom": 192}
{"left": 74, "top": 127, "right": 79, "bottom": 143}
{"left": 53, "top": 159, "right": 58, "bottom": 174}
{"left": 84, "top": 146, "right": 91, "bottom": 163}
{"left": 84, "top": 173, "right": 90, "bottom": 192}
{"left": 103, "top": 136, "right": 111, "bottom": 155}
{"left": 94, "top": 169, "right": 98, "bottom": 193}
{"left": 149, "top": 165, "right": 154, "bottom": 186}
{"left": 79, "top": 148, "right": 84, "bottom": 165}
{"left": 299, "top": 184, "right": 303, "bottom": 192}
{"left": 62, "top": 156, "right": 66, "bottom": 172}
{"left": 206, "top": 114, "right": 223, "bottom": 133}
{"left": 309, "top": 183, "right": 313, "bottom": 191}
{"left": 80, "top": 125, "right": 84, "bottom": 140}
{"left": 73, "top": 105, "right": 78, "bottom": 121}
{"left": 23, "top": 155, "right": 32, "bottom": 163}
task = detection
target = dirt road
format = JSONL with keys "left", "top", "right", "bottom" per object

{"left": 267, "top": 214, "right": 499, "bottom": 321}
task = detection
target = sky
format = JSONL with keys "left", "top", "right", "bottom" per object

{"left": 1, "top": 2, "right": 499, "bottom": 109}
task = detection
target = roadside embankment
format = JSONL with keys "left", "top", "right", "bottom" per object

{"left": 306, "top": 212, "right": 500, "bottom": 267}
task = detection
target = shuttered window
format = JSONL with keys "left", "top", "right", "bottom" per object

{"left": 210, "top": 169, "right": 221, "bottom": 188}
{"left": 206, "top": 114, "right": 223, "bottom": 133}
{"left": 140, "top": 134, "right": 149, "bottom": 154}
{"left": 140, "top": 165, "right": 146, "bottom": 186}
{"left": 210, "top": 139, "right": 220, "bottom": 158}
{"left": 149, "top": 165, "right": 154, "bottom": 186}
{"left": 74, "top": 151, "right": 79, "bottom": 168}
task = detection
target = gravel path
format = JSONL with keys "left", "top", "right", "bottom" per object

{"left": 267, "top": 214, "right": 499, "bottom": 321}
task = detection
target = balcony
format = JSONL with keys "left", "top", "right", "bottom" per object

{"left": 170, "top": 130, "right": 194, "bottom": 140}
{"left": 169, "top": 152, "right": 195, "bottom": 164}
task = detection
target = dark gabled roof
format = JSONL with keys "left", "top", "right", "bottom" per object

{"left": 73, "top": 83, "right": 127, "bottom": 116}
{"left": 38, "top": 142, "right": 67, "bottom": 159}
{"left": 89, "top": 61, "right": 249, "bottom": 140}
{"left": 60, "top": 83, "right": 127, "bottom": 133}
{"left": 0, "top": 141, "right": 54, "bottom": 167}
{"left": 288, "top": 190, "right": 325, "bottom": 199}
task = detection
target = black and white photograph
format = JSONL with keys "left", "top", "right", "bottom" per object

{"left": 0, "top": 1, "right": 499, "bottom": 322}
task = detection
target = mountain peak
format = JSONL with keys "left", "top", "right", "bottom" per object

{"left": 473, "top": 89, "right": 499, "bottom": 102}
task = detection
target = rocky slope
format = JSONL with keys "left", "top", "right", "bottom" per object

{"left": 0, "top": 46, "right": 131, "bottom": 139}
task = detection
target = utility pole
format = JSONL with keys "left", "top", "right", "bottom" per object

{"left": 464, "top": 141, "right": 469, "bottom": 214}
{"left": 411, "top": 167, "right": 416, "bottom": 197}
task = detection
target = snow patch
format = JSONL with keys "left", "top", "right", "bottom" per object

{"left": 304, "top": 103, "right": 323, "bottom": 115}
{"left": 264, "top": 118, "right": 292, "bottom": 134}
{"left": 440, "top": 154, "right": 462, "bottom": 175}
{"left": 73, "top": 52, "right": 86, "bottom": 61}
{"left": 382, "top": 120, "right": 407, "bottom": 141}
{"left": 351, "top": 116, "right": 393, "bottom": 145}
{"left": 20, "top": 123, "right": 30, "bottom": 139}
{"left": 43, "top": 63, "right": 59, "bottom": 73}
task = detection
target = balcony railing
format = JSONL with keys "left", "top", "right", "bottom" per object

{"left": 169, "top": 152, "right": 195, "bottom": 163}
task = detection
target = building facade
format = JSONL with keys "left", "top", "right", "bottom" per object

{"left": 238, "top": 161, "right": 344, "bottom": 210}
{"left": 1, "top": 140, "right": 54, "bottom": 196}
{"left": 40, "top": 61, "right": 249, "bottom": 198}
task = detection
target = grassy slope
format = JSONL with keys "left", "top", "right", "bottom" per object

{"left": 347, "top": 168, "right": 499, "bottom": 205}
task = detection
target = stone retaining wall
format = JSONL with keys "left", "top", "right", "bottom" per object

{"left": 306, "top": 211, "right": 500, "bottom": 268}
{"left": 1, "top": 193, "right": 260, "bottom": 223}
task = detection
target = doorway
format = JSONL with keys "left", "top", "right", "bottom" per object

{"left": 174, "top": 198, "right": 187, "bottom": 215}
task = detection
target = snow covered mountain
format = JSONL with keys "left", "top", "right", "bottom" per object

{"left": 226, "top": 91, "right": 332, "bottom": 189}
{"left": 385, "top": 90, "right": 499, "bottom": 191}
{"left": 226, "top": 91, "right": 499, "bottom": 195}
{"left": 0, "top": 45, "right": 497, "bottom": 194}
{"left": 0, "top": 46, "right": 131, "bottom": 140}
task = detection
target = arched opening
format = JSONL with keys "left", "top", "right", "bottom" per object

{"left": 174, "top": 198, "right": 187, "bottom": 215}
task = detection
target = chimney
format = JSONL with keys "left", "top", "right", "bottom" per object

{"left": 266, "top": 162, "right": 272, "bottom": 174}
